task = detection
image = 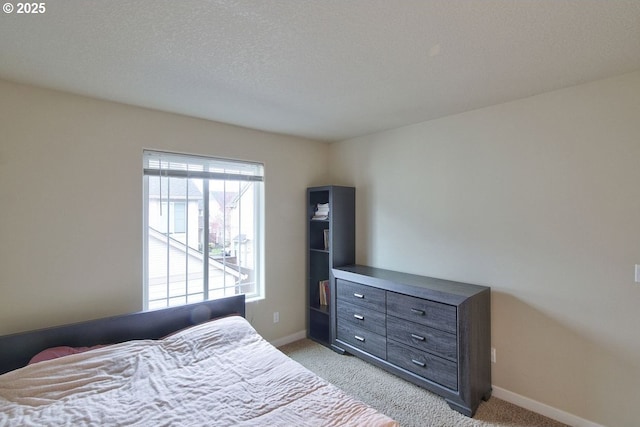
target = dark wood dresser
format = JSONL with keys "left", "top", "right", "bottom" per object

{"left": 332, "top": 265, "right": 491, "bottom": 417}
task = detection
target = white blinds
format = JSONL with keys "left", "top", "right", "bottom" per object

{"left": 143, "top": 150, "right": 264, "bottom": 182}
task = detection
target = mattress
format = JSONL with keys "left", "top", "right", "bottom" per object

{"left": 0, "top": 315, "right": 397, "bottom": 426}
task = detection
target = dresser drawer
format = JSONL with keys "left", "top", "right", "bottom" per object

{"left": 387, "top": 341, "right": 458, "bottom": 391}
{"left": 337, "top": 299, "right": 386, "bottom": 336}
{"left": 336, "top": 279, "right": 386, "bottom": 312}
{"left": 337, "top": 321, "right": 386, "bottom": 360}
{"left": 387, "top": 315, "right": 457, "bottom": 362}
{"left": 387, "top": 292, "right": 457, "bottom": 334}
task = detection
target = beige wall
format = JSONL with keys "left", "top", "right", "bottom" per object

{"left": 0, "top": 79, "right": 330, "bottom": 342}
{"left": 329, "top": 71, "right": 640, "bottom": 426}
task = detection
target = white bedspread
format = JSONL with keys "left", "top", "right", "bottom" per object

{"left": 0, "top": 316, "right": 397, "bottom": 426}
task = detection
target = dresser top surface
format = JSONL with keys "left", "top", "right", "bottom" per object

{"left": 333, "top": 265, "right": 489, "bottom": 303}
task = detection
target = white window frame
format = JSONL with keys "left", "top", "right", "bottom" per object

{"left": 142, "top": 150, "right": 265, "bottom": 310}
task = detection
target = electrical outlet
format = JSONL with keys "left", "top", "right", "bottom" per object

{"left": 273, "top": 312, "right": 279, "bottom": 323}
{"left": 491, "top": 348, "right": 496, "bottom": 364}
{"left": 635, "top": 265, "right": 640, "bottom": 283}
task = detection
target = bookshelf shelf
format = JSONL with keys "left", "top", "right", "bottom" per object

{"left": 309, "top": 248, "right": 330, "bottom": 254}
{"left": 306, "top": 186, "right": 355, "bottom": 348}
{"left": 309, "top": 304, "right": 330, "bottom": 315}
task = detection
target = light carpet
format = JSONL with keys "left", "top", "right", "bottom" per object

{"left": 279, "top": 339, "right": 569, "bottom": 427}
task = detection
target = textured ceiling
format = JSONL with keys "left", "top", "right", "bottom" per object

{"left": 1, "top": 0, "right": 639, "bottom": 142}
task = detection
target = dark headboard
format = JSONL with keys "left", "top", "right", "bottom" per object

{"left": 0, "top": 294, "right": 245, "bottom": 375}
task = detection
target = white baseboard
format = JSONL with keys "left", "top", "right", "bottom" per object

{"left": 492, "top": 386, "right": 605, "bottom": 427}
{"left": 270, "top": 329, "right": 306, "bottom": 348}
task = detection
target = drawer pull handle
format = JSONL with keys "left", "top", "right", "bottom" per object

{"left": 353, "top": 293, "right": 364, "bottom": 299}
{"left": 354, "top": 335, "right": 365, "bottom": 342}
{"left": 353, "top": 314, "right": 364, "bottom": 320}
{"left": 411, "top": 359, "right": 426, "bottom": 368}
{"left": 410, "top": 308, "right": 425, "bottom": 316}
{"left": 410, "top": 334, "right": 426, "bottom": 341}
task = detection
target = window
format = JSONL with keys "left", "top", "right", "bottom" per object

{"left": 143, "top": 150, "right": 264, "bottom": 310}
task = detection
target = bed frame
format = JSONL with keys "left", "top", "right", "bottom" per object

{"left": 0, "top": 294, "right": 245, "bottom": 375}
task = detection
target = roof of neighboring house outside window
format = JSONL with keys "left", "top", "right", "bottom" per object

{"left": 148, "top": 177, "right": 202, "bottom": 200}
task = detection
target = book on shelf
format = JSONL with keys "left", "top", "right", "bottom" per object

{"left": 319, "top": 279, "right": 330, "bottom": 306}
{"left": 311, "top": 203, "right": 330, "bottom": 220}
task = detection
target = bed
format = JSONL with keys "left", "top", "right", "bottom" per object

{"left": 0, "top": 295, "right": 397, "bottom": 426}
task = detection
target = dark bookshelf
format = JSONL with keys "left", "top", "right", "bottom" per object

{"left": 306, "top": 186, "right": 355, "bottom": 348}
